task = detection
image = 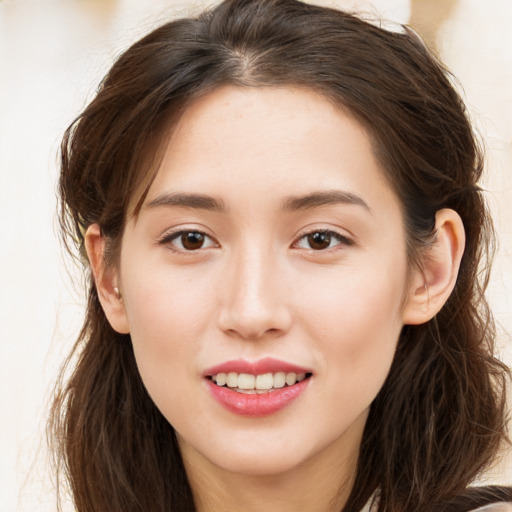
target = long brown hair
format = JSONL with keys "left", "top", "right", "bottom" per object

{"left": 49, "top": 1, "right": 510, "bottom": 510}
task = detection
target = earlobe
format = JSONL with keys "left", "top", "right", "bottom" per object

{"left": 85, "top": 224, "right": 130, "bottom": 334}
{"left": 402, "top": 209, "right": 466, "bottom": 325}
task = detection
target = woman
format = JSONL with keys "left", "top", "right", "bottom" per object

{"left": 49, "top": 0, "right": 511, "bottom": 510}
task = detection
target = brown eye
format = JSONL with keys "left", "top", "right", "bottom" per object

{"left": 295, "top": 230, "right": 353, "bottom": 251}
{"left": 307, "top": 232, "right": 332, "bottom": 250}
{"left": 160, "top": 230, "right": 217, "bottom": 252}
{"left": 180, "top": 231, "right": 206, "bottom": 250}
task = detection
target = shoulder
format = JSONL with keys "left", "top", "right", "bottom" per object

{"left": 361, "top": 487, "right": 512, "bottom": 512}
{"left": 450, "top": 485, "right": 512, "bottom": 512}
{"left": 471, "top": 505, "right": 512, "bottom": 512}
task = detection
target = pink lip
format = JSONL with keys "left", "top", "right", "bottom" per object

{"left": 206, "top": 378, "right": 310, "bottom": 417}
{"left": 203, "top": 357, "right": 311, "bottom": 377}
{"left": 203, "top": 358, "right": 312, "bottom": 417}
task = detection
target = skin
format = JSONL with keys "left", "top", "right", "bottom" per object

{"left": 87, "top": 86, "right": 465, "bottom": 512}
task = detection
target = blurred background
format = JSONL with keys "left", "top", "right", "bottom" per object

{"left": 0, "top": 0, "right": 511, "bottom": 510}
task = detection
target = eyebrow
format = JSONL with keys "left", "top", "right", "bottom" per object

{"left": 145, "top": 190, "right": 371, "bottom": 215}
{"left": 145, "top": 193, "right": 228, "bottom": 213}
{"left": 281, "top": 190, "right": 372, "bottom": 213}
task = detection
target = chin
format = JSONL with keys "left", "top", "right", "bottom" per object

{"left": 210, "top": 448, "right": 308, "bottom": 477}
{"left": 178, "top": 429, "right": 316, "bottom": 478}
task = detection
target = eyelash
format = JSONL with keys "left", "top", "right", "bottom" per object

{"left": 158, "top": 228, "right": 354, "bottom": 253}
{"left": 294, "top": 229, "right": 354, "bottom": 252}
{"left": 158, "top": 229, "right": 218, "bottom": 253}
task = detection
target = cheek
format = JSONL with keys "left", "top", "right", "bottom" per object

{"left": 300, "top": 261, "right": 406, "bottom": 391}
{"left": 120, "top": 260, "right": 216, "bottom": 409}
{"left": 122, "top": 253, "right": 215, "bottom": 341}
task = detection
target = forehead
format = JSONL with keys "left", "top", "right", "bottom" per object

{"left": 145, "top": 85, "right": 395, "bottom": 205}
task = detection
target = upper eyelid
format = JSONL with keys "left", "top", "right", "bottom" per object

{"left": 294, "top": 227, "right": 354, "bottom": 243}
{"left": 157, "top": 229, "right": 219, "bottom": 251}
{"left": 292, "top": 229, "right": 356, "bottom": 252}
{"left": 157, "top": 226, "right": 214, "bottom": 242}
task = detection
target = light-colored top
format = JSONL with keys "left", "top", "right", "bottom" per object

{"left": 472, "top": 505, "right": 512, "bottom": 512}
{"left": 361, "top": 499, "right": 512, "bottom": 511}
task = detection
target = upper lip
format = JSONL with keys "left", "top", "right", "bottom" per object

{"left": 203, "top": 357, "right": 311, "bottom": 377}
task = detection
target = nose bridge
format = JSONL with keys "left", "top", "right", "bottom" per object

{"left": 218, "top": 238, "right": 290, "bottom": 339}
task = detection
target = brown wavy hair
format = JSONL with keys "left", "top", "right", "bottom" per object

{"left": 49, "top": 0, "right": 510, "bottom": 510}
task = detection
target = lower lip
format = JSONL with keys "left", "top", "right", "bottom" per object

{"left": 206, "top": 378, "right": 310, "bottom": 417}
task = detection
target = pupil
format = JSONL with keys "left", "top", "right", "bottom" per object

{"left": 308, "top": 232, "right": 331, "bottom": 250}
{"left": 182, "top": 232, "right": 204, "bottom": 250}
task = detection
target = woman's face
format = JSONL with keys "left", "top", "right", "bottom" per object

{"left": 117, "top": 86, "right": 414, "bottom": 478}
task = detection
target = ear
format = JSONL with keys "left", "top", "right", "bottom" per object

{"left": 402, "top": 209, "right": 465, "bottom": 325}
{"left": 85, "top": 224, "right": 130, "bottom": 334}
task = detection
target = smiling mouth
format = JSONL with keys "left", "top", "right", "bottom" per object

{"left": 208, "top": 372, "right": 312, "bottom": 394}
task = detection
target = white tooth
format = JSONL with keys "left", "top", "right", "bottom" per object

{"left": 273, "top": 372, "right": 286, "bottom": 388}
{"left": 215, "top": 373, "right": 227, "bottom": 386}
{"left": 285, "top": 372, "right": 297, "bottom": 386}
{"left": 227, "top": 372, "right": 238, "bottom": 388}
{"left": 238, "top": 373, "right": 255, "bottom": 389}
{"left": 255, "top": 373, "right": 274, "bottom": 390}
{"left": 296, "top": 373, "right": 306, "bottom": 382}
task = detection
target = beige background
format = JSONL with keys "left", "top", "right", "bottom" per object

{"left": 0, "top": 0, "right": 510, "bottom": 510}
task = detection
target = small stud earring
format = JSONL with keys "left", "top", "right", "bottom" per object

{"left": 114, "top": 287, "right": 122, "bottom": 301}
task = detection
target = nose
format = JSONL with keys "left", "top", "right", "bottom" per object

{"left": 217, "top": 244, "right": 292, "bottom": 340}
